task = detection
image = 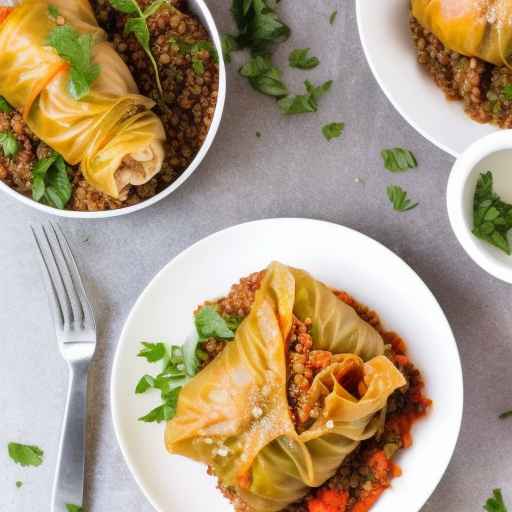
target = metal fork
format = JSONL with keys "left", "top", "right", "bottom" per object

{"left": 32, "top": 224, "right": 96, "bottom": 512}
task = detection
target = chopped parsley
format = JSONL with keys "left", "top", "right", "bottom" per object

{"left": 278, "top": 80, "right": 332, "bottom": 115}
{"left": 256, "top": 131, "right": 261, "bottom": 138}
{"left": 0, "top": 132, "right": 19, "bottom": 158}
{"left": 322, "top": 122, "right": 344, "bottom": 141}
{"left": 499, "top": 410, "right": 512, "bottom": 419}
{"left": 381, "top": 148, "right": 417, "bottom": 172}
{"left": 109, "top": 0, "right": 167, "bottom": 95}
{"left": 329, "top": 10, "right": 338, "bottom": 25}
{"left": 65, "top": 505, "right": 83, "bottom": 512}
{"left": 502, "top": 85, "right": 512, "bottom": 101}
{"left": 472, "top": 171, "right": 512, "bottom": 255}
{"left": 239, "top": 56, "right": 288, "bottom": 97}
{"left": 0, "top": 96, "right": 12, "bottom": 113}
{"left": 48, "top": 4, "right": 60, "bottom": 18}
{"left": 16, "top": 481, "right": 23, "bottom": 489}
{"left": 32, "top": 152, "right": 72, "bottom": 210}
{"left": 289, "top": 48, "right": 319, "bottom": 70}
{"left": 387, "top": 185, "right": 418, "bottom": 212}
{"left": 47, "top": 25, "right": 100, "bottom": 100}
{"left": 221, "top": 33, "right": 238, "bottom": 63}
{"left": 484, "top": 489, "right": 509, "bottom": 512}
{"left": 169, "top": 37, "right": 218, "bottom": 75}
{"left": 136, "top": 306, "right": 242, "bottom": 422}
{"left": 8, "top": 443, "right": 44, "bottom": 467}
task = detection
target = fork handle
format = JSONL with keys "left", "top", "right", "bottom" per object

{"left": 51, "top": 359, "right": 89, "bottom": 512}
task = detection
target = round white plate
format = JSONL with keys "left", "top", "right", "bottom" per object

{"left": 111, "top": 218, "right": 463, "bottom": 512}
{"left": 356, "top": 0, "right": 496, "bottom": 157}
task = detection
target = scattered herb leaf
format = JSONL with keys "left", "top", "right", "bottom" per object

{"left": 472, "top": 172, "right": 512, "bottom": 255}
{"left": 499, "top": 410, "right": 512, "bottom": 419}
{"left": 289, "top": 48, "right": 319, "bottom": 70}
{"left": 381, "top": 148, "right": 417, "bottom": 172}
{"left": 387, "top": 185, "right": 418, "bottom": 212}
{"left": 329, "top": 10, "right": 338, "bottom": 25}
{"left": 0, "top": 132, "right": 19, "bottom": 157}
{"left": 8, "top": 443, "right": 44, "bottom": 468}
{"left": 502, "top": 85, "right": 512, "bottom": 101}
{"left": 65, "top": 504, "right": 83, "bottom": 512}
{"left": 322, "top": 122, "right": 344, "bottom": 141}
{"left": 135, "top": 375, "right": 156, "bottom": 394}
{"left": 32, "top": 153, "right": 72, "bottom": 210}
{"left": 48, "top": 4, "right": 60, "bottom": 18}
{"left": 195, "top": 306, "right": 236, "bottom": 340}
{"left": 47, "top": 26, "right": 100, "bottom": 100}
{"left": 256, "top": 131, "right": 261, "bottom": 138}
{"left": 137, "top": 342, "right": 167, "bottom": 362}
{"left": 484, "top": 489, "right": 508, "bottom": 512}
{"left": 278, "top": 80, "right": 332, "bottom": 115}
{"left": 0, "top": 96, "right": 12, "bottom": 113}
{"left": 16, "top": 481, "right": 23, "bottom": 489}
{"left": 221, "top": 33, "right": 238, "bottom": 63}
{"left": 239, "top": 56, "right": 288, "bottom": 97}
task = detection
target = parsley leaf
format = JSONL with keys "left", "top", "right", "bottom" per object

{"left": 65, "top": 505, "right": 83, "bottom": 512}
{"left": 278, "top": 80, "right": 332, "bottom": 115}
{"left": 0, "top": 96, "right": 12, "bottom": 113}
{"left": 48, "top": 4, "right": 60, "bottom": 18}
{"left": 387, "top": 185, "right": 418, "bottom": 212}
{"left": 32, "top": 153, "right": 72, "bottom": 210}
{"left": 138, "top": 386, "right": 181, "bottom": 423}
{"left": 322, "top": 122, "right": 344, "bottom": 141}
{"left": 135, "top": 374, "right": 155, "bottom": 393}
{"left": 137, "top": 342, "right": 167, "bottom": 362}
{"left": 329, "top": 10, "right": 338, "bottom": 25}
{"left": 16, "top": 481, "right": 23, "bottom": 489}
{"left": 472, "top": 171, "right": 512, "bottom": 255}
{"left": 222, "top": 33, "right": 238, "bottom": 63}
{"left": 8, "top": 443, "right": 44, "bottom": 467}
{"left": 289, "top": 48, "right": 319, "bottom": 70}
{"left": 109, "top": 0, "right": 165, "bottom": 95}
{"left": 381, "top": 148, "right": 417, "bottom": 172}
{"left": 47, "top": 26, "right": 100, "bottom": 100}
{"left": 195, "top": 306, "right": 236, "bottom": 340}
{"left": 484, "top": 489, "right": 509, "bottom": 512}
{"left": 0, "top": 132, "right": 19, "bottom": 158}
{"left": 499, "top": 410, "right": 512, "bottom": 419}
{"left": 503, "top": 85, "right": 512, "bottom": 101}
{"left": 239, "top": 56, "right": 288, "bottom": 97}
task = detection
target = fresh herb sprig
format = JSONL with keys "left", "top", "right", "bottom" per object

{"left": 65, "top": 505, "right": 83, "bottom": 512}
{"left": 239, "top": 55, "right": 288, "bottom": 97}
{"left": 169, "top": 37, "right": 218, "bottom": 76}
{"left": 499, "top": 409, "right": 512, "bottom": 419}
{"left": 322, "top": 122, "right": 344, "bottom": 141}
{"left": 278, "top": 80, "right": 333, "bottom": 114}
{"left": 485, "top": 489, "right": 509, "bottom": 512}
{"left": 47, "top": 25, "right": 100, "bottom": 100}
{"left": 136, "top": 306, "right": 242, "bottom": 422}
{"left": 289, "top": 48, "right": 319, "bottom": 70}
{"left": 109, "top": 0, "right": 168, "bottom": 95}
{"left": 32, "top": 152, "right": 72, "bottom": 210}
{"left": 8, "top": 443, "right": 44, "bottom": 467}
{"left": 387, "top": 185, "right": 418, "bottom": 212}
{"left": 472, "top": 172, "right": 512, "bottom": 255}
{"left": 381, "top": 147, "right": 417, "bottom": 172}
{"left": 329, "top": 10, "right": 338, "bottom": 25}
{"left": 0, "top": 96, "right": 12, "bottom": 113}
{"left": 0, "top": 132, "right": 19, "bottom": 158}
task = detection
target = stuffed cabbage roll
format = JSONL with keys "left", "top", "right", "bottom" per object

{"left": 411, "top": 0, "right": 512, "bottom": 66}
{"left": 165, "top": 262, "right": 406, "bottom": 511}
{"left": 0, "top": 0, "right": 166, "bottom": 198}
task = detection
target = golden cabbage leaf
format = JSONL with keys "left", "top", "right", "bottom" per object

{"left": 0, "top": 0, "right": 166, "bottom": 198}
{"left": 165, "top": 262, "right": 406, "bottom": 511}
{"left": 411, "top": 0, "right": 512, "bottom": 66}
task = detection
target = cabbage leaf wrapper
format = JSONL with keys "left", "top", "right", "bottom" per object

{"left": 0, "top": 0, "right": 166, "bottom": 198}
{"left": 165, "top": 262, "right": 406, "bottom": 511}
{"left": 412, "top": 0, "right": 512, "bottom": 66}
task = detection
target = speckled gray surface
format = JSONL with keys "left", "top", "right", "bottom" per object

{"left": 1, "top": 1, "right": 512, "bottom": 511}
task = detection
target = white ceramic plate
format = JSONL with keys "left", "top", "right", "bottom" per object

{"left": 0, "top": 0, "right": 226, "bottom": 219}
{"left": 356, "top": 0, "right": 496, "bottom": 157}
{"left": 111, "top": 218, "right": 463, "bottom": 512}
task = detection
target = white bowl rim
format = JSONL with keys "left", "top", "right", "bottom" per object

{"left": 447, "top": 130, "right": 512, "bottom": 283}
{"left": 0, "top": 0, "right": 226, "bottom": 219}
{"left": 111, "top": 217, "right": 464, "bottom": 512}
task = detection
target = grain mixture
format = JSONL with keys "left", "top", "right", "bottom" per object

{"left": 201, "top": 272, "right": 431, "bottom": 512}
{"left": 0, "top": 0, "right": 218, "bottom": 211}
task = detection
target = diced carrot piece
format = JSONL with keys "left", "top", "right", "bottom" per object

{"left": 352, "top": 486, "right": 386, "bottom": 512}
{"left": 394, "top": 354, "right": 409, "bottom": 366}
{"left": 0, "top": 7, "right": 13, "bottom": 23}
{"left": 319, "top": 488, "right": 349, "bottom": 509}
{"left": 368, "top": 451, "right": 390, "bottom": 481}
{"left": 402, "top": 431, "right": 413, "bottom": 448}
{"left": 391, "top": 462, "right": 402, "bottom": 478}
{"left": 308, "top": 499, "right": 328, "bottom": 512}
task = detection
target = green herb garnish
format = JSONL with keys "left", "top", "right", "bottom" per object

{"left": 499, "top": 410, "right": 512, "bottom": 419}
{"left": 32, "top": 152, "right": 72, "bottom": 210}
{"left": 136, "top": 306, "right": 241, "bottom": 422}
{"left": 329, "top": 10, "right": 338, "bottom": 25}
{"left": 48, "top": 4, "right": 60, "bottom": 18}
{"left": 0, "top": 96, "right": 13, "bottom": 113}
{"left": 109, "top": 0, "right": 167, "bottom": 95}
{"left": 8, "top": 443, "right": 44, "bottom": 467}
{"left": 484, "top": 489, "right": 509, "bottom": 512}
{"left": 65, "top": 504, "right": 83, "bottom": 512}
{"left": 169, "top": 38, "right": 218, "bottom": 75}
{"left": 47, "top": 26, "right": 100, "bottom": 100}
{"left": 256, "top": 131, "right": 261, "bottom": 138}
{"left": 239, "top": 56, "right": 288, "bottom": 97}
{"left": 0, "top": 132, "right": 19, "bottom": 157}
{"left": 502, "top": 85, "right": 512, "bottom": 101}
{"left": 221, "top": 33, "right": 238, "bottom": 63}
{"left": 16, "top": 481, "right": 23, "bottom": 489}
{"left": 289, "top": 48, "right": 319, "bottom": 70}
{"left": 381, "top": 148, "right": 417, "bottom": 172}
{"left": 472, "top": 172, "right": 512, "bottom": 255}
{"left": 278, "top": 80, "right": 332, "bottom": 115}
{"left": 322, "top": 122, "right": 344, "bottom": 141}
{"left": 387, "top": 185, "right": 418, "bottom": 212}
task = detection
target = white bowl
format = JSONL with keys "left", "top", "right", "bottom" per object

{"left": 356, "top": 0, "right": 496, "bottom": 157}
{"left": 0, "top": 0, "right": 226, "bottom": 219}
{"left": 111, "top": 218, "right": 463, "bottom": 512}
{"left": 447, "top": 130, "right": 512, "bottom": 283}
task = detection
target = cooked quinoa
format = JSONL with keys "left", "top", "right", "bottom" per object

{"left": 410, "top": 13, "right": 512, "bottom": 127}
{"left": 199, "top": 272, "right": 431, "bottom": 512}
{"left": 0, "top": 0, "right": 218, "bottom": 212}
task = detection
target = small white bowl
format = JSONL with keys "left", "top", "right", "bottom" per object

{"left": 0, "top": 0, "right": 226, "bottom": 219}
{"left": 447, "top": 130, "right": 512, "bottom": 283}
